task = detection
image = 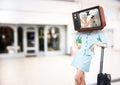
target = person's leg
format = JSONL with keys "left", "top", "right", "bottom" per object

{"left": 80, "top": 72, "right": 86, "bottom": 85}
{"left": 74, "top": 69, "right": 86, "bottom": 85}
{"left": 74, "top": 70, "right": 81, "bottom": 85}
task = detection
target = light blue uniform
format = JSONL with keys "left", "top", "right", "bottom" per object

{"left": 71, "top": 30, "right": 107, "bottom": 72}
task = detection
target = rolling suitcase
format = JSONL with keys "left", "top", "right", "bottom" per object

{"left": 97, "top": 47, "right": 111, "bottom": 85}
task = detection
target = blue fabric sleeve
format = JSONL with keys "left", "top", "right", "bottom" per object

{"left": 75, "top": 33, "right": 81, "bottom": 41}
{"left": 98, "top": 31, "right": 107, "bottom": 46}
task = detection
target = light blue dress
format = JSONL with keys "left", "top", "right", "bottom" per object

{"left": 71, "top": 30, "right": 107, "bottom": 72}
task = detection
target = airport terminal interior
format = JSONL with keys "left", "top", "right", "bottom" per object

{"left": 0, "top": 0, "right": 120, "bottom": 85}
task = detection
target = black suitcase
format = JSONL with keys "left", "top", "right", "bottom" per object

{"left": 97, "top": 47, "right": 111, "bottom": 85}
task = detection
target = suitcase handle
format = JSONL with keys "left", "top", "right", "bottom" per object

{"left": 99, "top": 47, "right": 104, "bottom": 73}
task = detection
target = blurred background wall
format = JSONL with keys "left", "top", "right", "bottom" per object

{"left": 0, "top": 0, "right": 120, "bottom": 57}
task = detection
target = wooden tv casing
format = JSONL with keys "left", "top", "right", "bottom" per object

{"left": 72, "top": 6, "right": 106, "bottom": 32}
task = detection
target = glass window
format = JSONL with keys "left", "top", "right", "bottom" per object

{"left": 47, "top": 27, "right": 60, "bottom": 51}
{"left": 27, "top": 32, "right": 35, "bottom": 47}
{"left": 38, "top": 27, "right": 44, "bottom": 51}
{"left": 17, "top": 27, "right": 23, "bottom": 52}
{"left": 0, "top": 26, "right": 14, "bottom": 53}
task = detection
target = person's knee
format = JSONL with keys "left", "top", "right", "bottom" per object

{"left": 74, "top": 74, "right": 80, "bottom": 83}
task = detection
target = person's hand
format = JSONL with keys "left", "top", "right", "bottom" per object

{"left": 90, "top": 44, "right": 96, "bottom": 52}
{"left": 76, "top": 43, "right": 81, "bottom": 49}
{"left": 77, "top": 45, "right": 81, "bottom": 49}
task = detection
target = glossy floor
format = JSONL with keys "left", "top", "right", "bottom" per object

{"left": 0, "top": 48, "right": 120, "bottom": 85}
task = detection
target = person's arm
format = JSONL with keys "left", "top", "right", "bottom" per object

{"left": 94, "top": 42, "right": 107, "bottom": 48}
{"left": 75, "top": 41, "right": 81, "bottom": 49}
{"left": 91, "top": 42, "right": 107, "bottom": 52}
{"left": 75, "top": 33, "right": 82, "bottom": 49}
{"left": 91, "top": 31, "right": 107, "bottom": 52}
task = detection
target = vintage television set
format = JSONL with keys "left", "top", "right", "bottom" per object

{"left": 72, "top": 6, "right": 106, "bottom": 32}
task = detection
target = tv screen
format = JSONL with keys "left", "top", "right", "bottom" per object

{"left": 72, "top": 6, "right": 106, "bottom": 32}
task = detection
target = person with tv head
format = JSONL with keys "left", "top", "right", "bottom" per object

{"left": 71, "top": 6, "right": 107, "bottom": 85}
